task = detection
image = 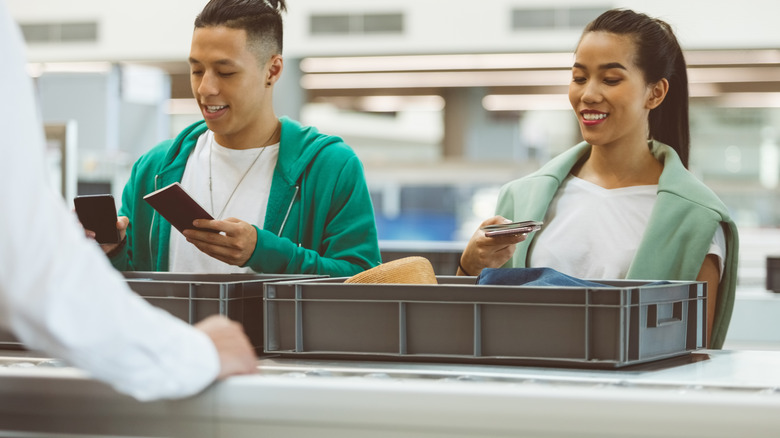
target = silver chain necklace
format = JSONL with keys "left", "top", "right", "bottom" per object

{"left": 208, "top": 121, "right": 280, "bottom": 220}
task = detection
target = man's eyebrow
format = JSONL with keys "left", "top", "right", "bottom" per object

{"left": 188, "top": 57, "right": 237, "bottom": 66}
{"left": 572, "top": 61, "right": 628, "bottom": 70}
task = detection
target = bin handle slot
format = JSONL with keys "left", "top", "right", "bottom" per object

{"left": 647, "top": 301, "right": 683, "bottom": 327}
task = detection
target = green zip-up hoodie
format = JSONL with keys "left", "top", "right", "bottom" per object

{"left": 496, "top": 140, "right": 739, "bottom": 349}
{"left": 110, "top": 117, "right": 381, "bottom": 277}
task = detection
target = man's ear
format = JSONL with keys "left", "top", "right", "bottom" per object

{"left": 265, "top": 55, "right": 284, "bottom": 87}
{"left": 647, "top": 78, "right": 669, "bottom": 110}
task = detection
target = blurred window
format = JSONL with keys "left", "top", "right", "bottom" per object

{"left": 363, "top": 13, "right": 404, "bottom": 34}
{"left": 512, "top": 9, "right": 556, "bottom": 29}
{"left": 60, "top": 22, "right": 98, "bottom": 42}
{"left": 20, "top": 23, "right": 50, "bottom": 43}
{"left": 567, "top": 7, "right": 605, "bottom": 27}
{"left": 20, "top": 22, "right": 98, "bottom": 43}
{"left": 310, "top": 14, "right": 351, "bottom": 35}
{"left": 310, "top": 13, "right": 403, "bottom": 35}
{"left": 512, "top": 7, "right": 606, "bottom": 30}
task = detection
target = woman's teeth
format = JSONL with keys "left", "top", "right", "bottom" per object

{"left": 583, "top": 113, "right": 607, "bottom": 121}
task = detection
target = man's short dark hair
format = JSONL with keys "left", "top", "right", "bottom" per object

{"left": 194, "top": 0, "right": 286, "bottom": 61}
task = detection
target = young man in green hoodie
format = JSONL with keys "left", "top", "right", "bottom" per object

{"left": 102, "top": 0, "right": 381, "bottom": 277}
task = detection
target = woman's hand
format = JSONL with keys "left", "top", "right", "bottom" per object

{"left": 458, "top": 216, "right": 528, "bottom": 276}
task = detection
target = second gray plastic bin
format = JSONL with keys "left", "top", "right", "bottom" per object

{"left": 264, "top": 276, "right": 706, "bottom": 368}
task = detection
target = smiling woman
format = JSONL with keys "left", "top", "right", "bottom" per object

{"left": 458, "top": 9, "right": 739, "bottom": 350}
{"left": 568, "top": 31, "right": 667, "bottom": 189}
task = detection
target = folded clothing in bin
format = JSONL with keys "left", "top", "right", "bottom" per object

{"left": 478, "top": 267, "right": 670, "bottom": 288}
{"left": 477, "top": 267, "right": 611, "bottom": 287}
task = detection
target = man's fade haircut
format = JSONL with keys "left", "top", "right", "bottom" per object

{"left": 194, "top": 0, "right": 287, "bottom": 61}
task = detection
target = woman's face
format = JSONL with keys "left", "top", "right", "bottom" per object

{"left": 569, "top": 31, "right": 660, "bottom": 150}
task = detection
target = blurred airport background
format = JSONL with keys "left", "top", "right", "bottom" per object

{"left": 7, "top": 0, "right": 780, "bottom": 320}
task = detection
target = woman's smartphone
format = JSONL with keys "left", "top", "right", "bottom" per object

{"left": 74, "top": 194, "right": 120, "bottom": 244}
{"left": 481, "top": 220, "right": 543, "bottom": 237}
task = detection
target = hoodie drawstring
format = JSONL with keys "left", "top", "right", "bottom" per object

{"left": 279, "top": 184, "right": 300, "bottom": 246}
{"left": 149, "top": 174, "right": 159, "bottom": 265}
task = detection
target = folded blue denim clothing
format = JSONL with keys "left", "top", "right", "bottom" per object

{"left": 477, "top": 267, "right": 612, "bottom": 288}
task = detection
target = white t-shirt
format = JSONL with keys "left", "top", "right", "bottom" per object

{"left": 529, "top": 175, "right": 726, "bottom": 280}
{"left": 169, "top": 130, "right": 279, "bottom": 273}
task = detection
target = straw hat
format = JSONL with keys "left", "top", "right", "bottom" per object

{"left": 345, "top": 256, "right": 438, "bottom": 284}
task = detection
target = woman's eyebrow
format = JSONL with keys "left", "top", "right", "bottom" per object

{"left": 572, "top": 62, "right": 628, "bottom": 70}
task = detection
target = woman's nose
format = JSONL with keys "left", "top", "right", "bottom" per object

{"left": 581, "top": 81, "right": 602, "bottom": 104}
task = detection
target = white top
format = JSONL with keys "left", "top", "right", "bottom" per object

{"left": 530, "top": 175, "right": 726, "bottom": 279}
{"left": 0, "top": 4, "right": 219, "bottom": 401}
{"left": 169, "top": 130, "right": 279, "bottom": 273}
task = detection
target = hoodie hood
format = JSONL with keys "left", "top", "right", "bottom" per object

{"left": 277, "top": 117, "right": 344, "bottom": 185}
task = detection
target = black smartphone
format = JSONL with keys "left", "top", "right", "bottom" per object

{"left": 143, "top": 182, "right": 217, "bottom": 234}
{"left": 481, "top": 220, "right": 543, "bottom": 237}
{"left": 74, "top": 194, "right": 121, "bottom": 244}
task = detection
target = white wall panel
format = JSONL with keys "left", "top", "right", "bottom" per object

{"left": 6, "top": 0, "right": 780, "bottom": 62}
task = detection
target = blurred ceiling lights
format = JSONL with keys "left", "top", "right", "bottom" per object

{"left": 301, "top": 49, "right": 780, "bottom": 110}
{"left": 301, "top": 70, "right": 572, "bottom": 90}
{"left": 482, "top": 92, "right": 780, "bottom": 111}
{"left": 300, "top": 53, "right": 575, "bottom": 73}
{"left": 26, "top": 61, "right": 113, "bottom": 77}
{"left": 482, "top": 94, "right": 569, "bottom": 111}
{"left": 317, "top": 95, "right": 446, "bottom": 112}
{"left": 300, "top": 50, "right": 780, "bottom": 73}
{"left": 717, "top": 92, "right": 780, "bottom": 108}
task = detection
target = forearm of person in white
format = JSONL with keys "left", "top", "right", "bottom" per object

{"left": 0, "top": 2, "right": 254, "bottom": 401}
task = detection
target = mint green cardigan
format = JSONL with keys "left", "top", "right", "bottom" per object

{"left": 496, "top": 140, "right": 739, "bottom": 349}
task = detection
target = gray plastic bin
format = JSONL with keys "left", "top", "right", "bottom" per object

{"left": 124, "top": 272, "right": 324, "bottom": 352}
{"left": 0, "top": 272, "right": 322, "bottom": 352}
{"left": 264, "top": 276, "right": 706, "bottom": 368}
{"left": 767, "top": 256, "right": 780, "bottom": 293}
{"left": 0, "top": 329, "right": 20, "bottom": 350}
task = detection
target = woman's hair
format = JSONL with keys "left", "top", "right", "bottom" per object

{"left": 194, "top": 0, "right": 287, "bottom": 60}
{"left": 582, "top": 9, "right": 690, "bottom": 167}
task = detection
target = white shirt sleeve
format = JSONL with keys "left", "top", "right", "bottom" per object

{"left": 0, "top": 3, "right": 219, "bottom": 401}
{"left": 709, "top": 224, "right": 727, "bottom": 281}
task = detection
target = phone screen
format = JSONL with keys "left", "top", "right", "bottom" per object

{"left": 74, "top": 194, "right": 120, "bottom": 244}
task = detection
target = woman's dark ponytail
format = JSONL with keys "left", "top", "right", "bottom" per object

{"left": 649, "top": 47, "right": 689, "bottom": 167}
